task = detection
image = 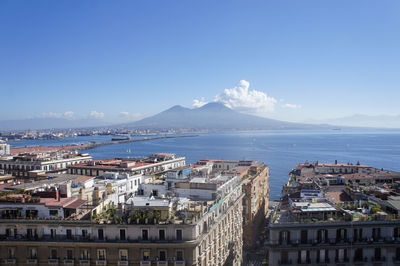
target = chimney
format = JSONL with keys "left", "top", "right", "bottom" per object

{"left": 55, "top": 189, "right": 60, "bottom": 201}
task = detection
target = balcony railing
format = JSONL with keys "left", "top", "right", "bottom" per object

{"left": 64, "top": 258, "right": 75, "bottom": 265}
{"left": 96, "top": 260, "right": 107, "bottom": 265}
{"left": 174, "top": 261, "right": 185, "bottom": 266}
{"left": 157, "top": 261, "right": 168, "bottom": 266}
{"left": 4, "top": 258, "right": 16, "bottom": 264}
{"left": 118, "top": 261, "right": 129, "bottom": 266}
{"left": 140, "top": 261, "right": 151, "bottom": 266}
{"left": 79, "top": 259, "right": 90, "bottom": 265}
{"left": 335, "top": 258, "right": 349, "bottom": 264}
{"left": 48, "top": 258, "right": 59, "bottom": 265}
{"left": 27, "top": 259, "right": 38, "bottom": 264}
{"left": 278, "top": 259, "right": 292, "bottom": 265}
{"left": 372, "top": 256, "right": 386, "bottom": 262}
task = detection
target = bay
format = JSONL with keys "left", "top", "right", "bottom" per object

{"left": 8, "top": 130, "right": 400, "bottom": 200}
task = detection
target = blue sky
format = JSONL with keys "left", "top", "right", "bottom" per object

{"left": 1, "top": 0, "right": 400, "bottom": 124}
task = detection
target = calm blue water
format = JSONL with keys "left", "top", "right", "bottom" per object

{"left": 9, "top": 130, "right": 400, "bottom": 200}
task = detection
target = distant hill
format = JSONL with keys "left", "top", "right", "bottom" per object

{"left": 0, "top": 118, "right": 109, "bottom": 131}
{"left": 122, "top": 102, "right": 330, "bottom": 130}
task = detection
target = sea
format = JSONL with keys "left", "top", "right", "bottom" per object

{"left": 8, "top": 129, "right": 400, "bottom": 200}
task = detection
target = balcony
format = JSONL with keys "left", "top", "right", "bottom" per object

{"left": 297, "top": 259, "right": 311, "bottom": 264}
{"left": 157, "top": 261, "right": 168, "bottom": 266}
{"left": 64, "top": 259, "right": 75, "bottom": 265}
{"left": 316, "top": 258, "right": 330, "bottom": 265}
{"left": 140, "top": 261, "right": 151, "bottom": 266}
{"left": 27, "top": 259, "right": 38, "bottom": 264}
{"left": 278, "top": 260, "right": 292, "bottom": 265}
{"left": 96, "top": 260, "right": 107, "bottom": 265}
{"left": 4, "top": 259, "right": 16, "bottom": 264}
{"left": 79, "top": 260, "right": 90, "bottom": 265}
{"left": 174, "top": 261, "right": 185, "bottom": 266}
{"left": 118, "top": 261, "right": 129, "bottom": 266}
{"left": 335, "top": 258, "right": 349, "bottom": 265}
{"left": 372, "top": 257, "right": 386, "bottom": 263}
{"left": 353, "top": 257, "right": 367, "bottom": 265}
{"left": 48, "top": 259, "right": 59, "bottom": 265}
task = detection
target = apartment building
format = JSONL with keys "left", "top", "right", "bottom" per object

{"left": 267, "top": 160, "right": 400, "bottom": 266}
{"left": 67, "top": 153, "right": 186, "bottom": 176}
{"left": 0, "top": 151, "right": 92, "bottom": 177}
{"left": 0, "top": 155, "right": 244, "bottom": 266}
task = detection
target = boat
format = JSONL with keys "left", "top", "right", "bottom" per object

{"left": 111, "top": 134, "right": 130, "bottom": 141}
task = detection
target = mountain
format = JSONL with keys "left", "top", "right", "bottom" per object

{"left": 123, "top": 102, "right": 329, "bottom": 130}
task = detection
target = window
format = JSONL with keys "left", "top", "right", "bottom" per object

{"left": 159, "top": 250, "right": 167, "bottom": 261}
{"left": 372, "top": 228, "right": 381, "bottom": 240}
{"left": 317, "top": 249, "right": 327, "bottom": 263}
{"left": 27, "top": 228, "right": 33, "bottom": 239}
{"left": 317, "top": 229, "right": 328, "bottom": 243}
{"left": 49, "top": 210, "right": 58, "bottom": 216}
{"left": 142, "top": 229, "right": 148, "bottom": 240}
{"left": 66, "top": 229, "right": 72, "bottom": 239}
{"left": 280, "top": 251, "right": 289, "bottom": 264}
{"left": 336, "top": 229, "right": 347, "bottom": 241}
{"left": 300, "top": 230, "right": 308, "bottom": 244}
{"left": 66, "top": 250, "right": 73, "bottom": 260}
{"left": 81, "top": 249, "right": 89, "bottom": 260}
{"left": 50, "top": 229, "right": 57, "bottom": 239}
{"left": 354, "top": 248, "right": 363, "bottom": 261}
{"left": 119, "top": 249, "right": 128, "bottom": 261}
{"left": 29, "top": 248, "right": 37, "bottom": 259}
{"left": 5, "top": 228, "right": 11, "bottom": 237}
{"left": 120, "top": 229, "right": 126, "bottom": 240}
{"left": 51, "top": 249, "right": 58, "bottom": 259}
{"left": 98, "top": 229, "right": 104, "bottom": 240}
{"left": 159, "top": 229, "right": 165, "bottom": 240}
{"left": 176, "top": 250, "right": 184, "bottom": 261}
{"left": 395, "top": 227, "right": 400, "bottom": 238}
{"left": 8, "top": 247, "right": 15, "bottom": 259}
{"left": 279, "top": 231, "right": 290, "bottom": 244}
{"left": 82, "top": 229, "right": 88, "bottom": 238}
{"left": 176, "top": 229, "right": 182, "bottom": 240}
{"left": 298, "top": 250, "right": 309, "bottom": 264}
{"left": 142, "top": 250, "right": 150, "bottom": 260}
{"left": 396, "top": 247, "right": 400, "bottom": 260}
{"left": 97, "top": 249, "right": 106, "bottom": 260}
{"left": 375, "top": 248, "right": 381, "bottom": 260}
{"left": 354, "top": 228, "right": 362, "bottom": 241}
{"left": 336, "top": 249, "right": 347, "bottom": 262}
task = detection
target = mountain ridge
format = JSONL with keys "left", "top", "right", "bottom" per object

{"left": 122, "top": 102, "right": 330, "bottom": 130}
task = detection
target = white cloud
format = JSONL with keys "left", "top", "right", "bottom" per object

{"left": 282, "top": 103, "right": 302, "bottom": 109}
{"left": 64, "top": 111, "right": 74, "bottom": 119}
{"left": 41, "top": 112, "right": 62, "bottom": 118}
{"left": 214, "top": 80, "right": 277, "bottom": 115}
{"left": 90, "top": 110, "right": 105, "bottom": 119}
{"left": 193, "top": 97, "right": 208, "bottom": 108}
{"left": 119, "top": 111, "right": 142, "bottom": 120}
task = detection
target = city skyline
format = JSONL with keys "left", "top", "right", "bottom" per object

{"left": 1, "top": 1, "right": 400, "bottom": 126}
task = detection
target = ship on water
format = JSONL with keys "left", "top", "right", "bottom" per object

{"left": 111, "top": 134, "right": 130, "bottom": 141}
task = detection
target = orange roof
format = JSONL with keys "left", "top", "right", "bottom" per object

{"left": 74, "top": 175, "right": 94, "bottom": 183}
